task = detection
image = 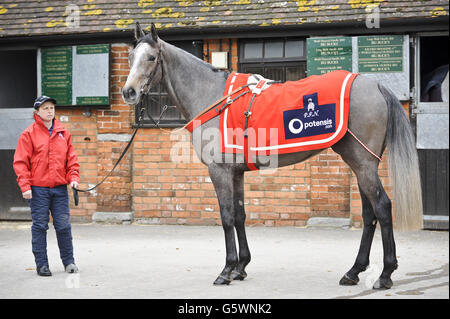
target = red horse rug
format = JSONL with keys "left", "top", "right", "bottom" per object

{"left": 219, "top": 70, "right": 358, "bottom": 159}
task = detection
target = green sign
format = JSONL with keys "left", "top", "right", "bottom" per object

{"left": 40, "top": 44, "right": 110, "bottom": 106}
{"left": 307, "top": 37, "right": 352, "bottom": 75}
{"left": 358, "top": 35, "right": 403, "bottom": 73}
{"left": 76, "top": 96, "right": 109, "bottom": 105}
{"left": 76, "top": 44, "right": 109, "bottom": 55}
{"left": 40, "top": 46, "right": 73, "bottom": 105}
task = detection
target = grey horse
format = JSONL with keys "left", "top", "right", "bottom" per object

{"left": 122, "top": 23, "right": 423, "bottom": 290}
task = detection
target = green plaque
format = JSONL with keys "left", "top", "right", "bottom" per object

{"left": 76, "top": 44, "right": 109, "bottom": 55}
{"left": 40, "top": 44, "right": 110, "bottom": 106}
{"left": 41, "top": 46, "right": 73, "bottom": 105}
{"left": 307, "top": 37, "right": 352, "bottom": 75}
{"left": 358, "top": 35, "right": 403, "bottom": 73}
{"left": 76, "top": 96, "right": 109, "bottom": 105}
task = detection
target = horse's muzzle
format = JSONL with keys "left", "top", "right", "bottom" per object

{"left": 122, "top": 87, "right": 137, "bottom": 101}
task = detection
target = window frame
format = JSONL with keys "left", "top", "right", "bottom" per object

{"left": 239, "top": 38, "right": 306, "bottom": 64}
{"left": 413, "top": 32, "right": 449, "bottom": 115}
{"left": 135, "top": 40, "right": 203, "bottom": 128}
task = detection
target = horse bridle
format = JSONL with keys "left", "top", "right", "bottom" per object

{"left": 139, "top": 45, "right": 163, "bottom": 97}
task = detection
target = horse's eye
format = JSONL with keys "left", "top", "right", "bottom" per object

{"left": 148, "top": 55, "right": 156, "bottom": 62}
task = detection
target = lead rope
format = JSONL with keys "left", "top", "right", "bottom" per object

{"left": 72, "top": 104, "right": 146, "bottom": 205}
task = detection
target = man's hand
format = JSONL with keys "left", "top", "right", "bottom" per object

{"left": 22, "top": 190, "right": 32, "bottom": 199}
{"left": 70, "top": 181, "right": 79, "bottom": 189}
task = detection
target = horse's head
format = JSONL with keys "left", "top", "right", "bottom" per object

{"left": 122, "top": 22, "right": 163, "bottom": 105}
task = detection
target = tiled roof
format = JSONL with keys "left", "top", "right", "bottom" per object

{"left": 0, "top": 0, "right": 448, "bottom": 38}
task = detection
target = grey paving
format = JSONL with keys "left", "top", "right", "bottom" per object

{"left": 0, "top": 222, "right": 448, "bottom": 299}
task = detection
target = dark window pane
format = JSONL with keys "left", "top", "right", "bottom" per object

{"left": 243, "top": 67, "right": 264, "bottom": 75}
{"left": 264, "top": 67, "right": 284, "bottom": 81}
{"left": 285, "top": 41, "right": 304, "bottom": 58}
{"left": 264, "top": 42, "right": 283, "bottom": 58}
{"left": 244, "top": 42, "right": 263, "bottom": 59}
{"left": 286, "top": 64, "right": 306, "bottom": 81}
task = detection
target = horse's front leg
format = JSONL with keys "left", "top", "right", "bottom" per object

{"left": 231, "top": 170, "right": 251, "bottom": 281}
{"left": 208, "top": 164, "right": 238, "bottom": 285}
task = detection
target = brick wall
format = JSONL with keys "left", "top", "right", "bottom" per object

{"left": 204, "top": 39, "right": 238, "bottom": 71}
{"left": 62, "top": 41, "right": 399, "bottom": 228}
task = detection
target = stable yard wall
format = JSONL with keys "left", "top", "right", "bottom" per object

{"left": 60, "top": 42, "right": 399, "bottom": 228}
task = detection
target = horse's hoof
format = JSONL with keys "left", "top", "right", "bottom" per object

{"left": 339, "top": 273, "right": 359, "bottom": 286}
{"left": 213, "top": 275, "right": 232, "bottom": 285}
{"left": 231, "top": 270, "right": 247, "bottom": 281}
{"left": 373, "top": 278, "right": 393, "bottom": 290}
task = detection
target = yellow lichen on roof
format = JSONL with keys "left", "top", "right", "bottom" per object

{"left": 296, "top": 0, "right": 316, "bottom": 12}
{"left": 83, "top": 3, "right": 102, "bottom": 15}
{"left": 138, "top": 0, "right": 154, "bottom": 7}
{"left": 45, "top": 7, "right": 53, "bottom": 12}
{"left": 145, "top": 23, "right": 162, "bottom": 30}
{"left": 347, "top": 0, "right": 384, "bottom": 9}
{"left": 153, "top": 7, "right": 185, "bottom": 18}
{"left": 115, "top": 19, "right": 134, "bottom": 29}
{"left": 175, "top": 0, "right": 195, "bottom": 6}
{"left": 46, "top": 20, "right": 66, "bottom": 28}
{"left": 204, "top": 0, "right": 221, "bottom": 5}
{"left": 234, "top": 0, "right": 251, "bottom": 4}
{"left": 0, "top": 6, "right": 8, "bottom": 14}
{"left": 431, "top": 7, "right": 448, "bottom": 17}
{"left": 84, "top": 9, "right": 102, "bottom": 15}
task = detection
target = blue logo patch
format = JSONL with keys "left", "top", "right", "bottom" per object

{"left": 283, "top": 93, "right": 336, "bottom": 140}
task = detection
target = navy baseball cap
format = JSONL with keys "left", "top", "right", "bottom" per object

{"left": 34, "top": 95, "right": 57, "bottom": 109}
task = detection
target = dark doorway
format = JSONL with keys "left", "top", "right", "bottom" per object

{"left": 0, "top": 50, "right": 37, "bottom": 108}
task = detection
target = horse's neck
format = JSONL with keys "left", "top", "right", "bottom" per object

{"left": 160, "top": 41, "right": 228, "bottom": 122}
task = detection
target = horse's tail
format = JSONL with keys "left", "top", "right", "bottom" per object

{"left": 378, "top": 83, "right": 423, "bottom": 231}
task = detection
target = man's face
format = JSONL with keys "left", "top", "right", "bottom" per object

{"left": 36, "top": 101, "right": 55, "bottom": 121}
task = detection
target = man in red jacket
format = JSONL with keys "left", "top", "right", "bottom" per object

{"left": 14, "top": 96, "right": 80, "bottom": 277}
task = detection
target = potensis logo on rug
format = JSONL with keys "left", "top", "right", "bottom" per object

{"left": 283, "top": 93, "right": 336, "bottom": 139}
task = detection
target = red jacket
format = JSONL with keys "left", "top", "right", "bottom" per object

{"left": 13, "top": 113, "right": 80, "bottom": 193}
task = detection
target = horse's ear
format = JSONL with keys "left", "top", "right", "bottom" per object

{"left": 134, "top": 22, "right": 145, "bottom": 41}
{"left": 150, "top": 23, "right": 159, "bottom": 43}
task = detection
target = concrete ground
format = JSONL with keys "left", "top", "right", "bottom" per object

{"left": 0, "top": 222, "right": 448, "bottom": 299}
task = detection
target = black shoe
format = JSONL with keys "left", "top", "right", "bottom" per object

{"left": 37, "top": 265, "right": 52, "bottom": 276}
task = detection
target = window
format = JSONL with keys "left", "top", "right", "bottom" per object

{"left": 413, "top": 33, "right": 449, "bottom": 229}
{"left": 241, "top": 39, "right": 305, "bottom": 62}
{"left": 239, "top": 38, "right": 306, "bottom": 82}
{"left": 417, "top": 36, "right": 448, "bottom": 103}
{"left": 0, "top": 50, "right": 37, "bottom": 108}
{"left": 136, "top": 40, "right": 203, "bottom": 127}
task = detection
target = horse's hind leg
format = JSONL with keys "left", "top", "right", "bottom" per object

{"left": 335, "top": 145, "right": 398, "bottom": 289}
{"left": 208, "top": 164, "right": 239, "bottom": 285}
{"left": 356, "top": 168, "right": 397, "bottom": 289}
{"left": 334, "top": 75, "right": 397, "bottom": 289}
{"left": 339, "top": 185, "right": 377, "bottom": 285}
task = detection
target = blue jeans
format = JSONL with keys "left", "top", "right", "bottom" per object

{"left": 29, "top": 185, "right": 75, "bottom": 268}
